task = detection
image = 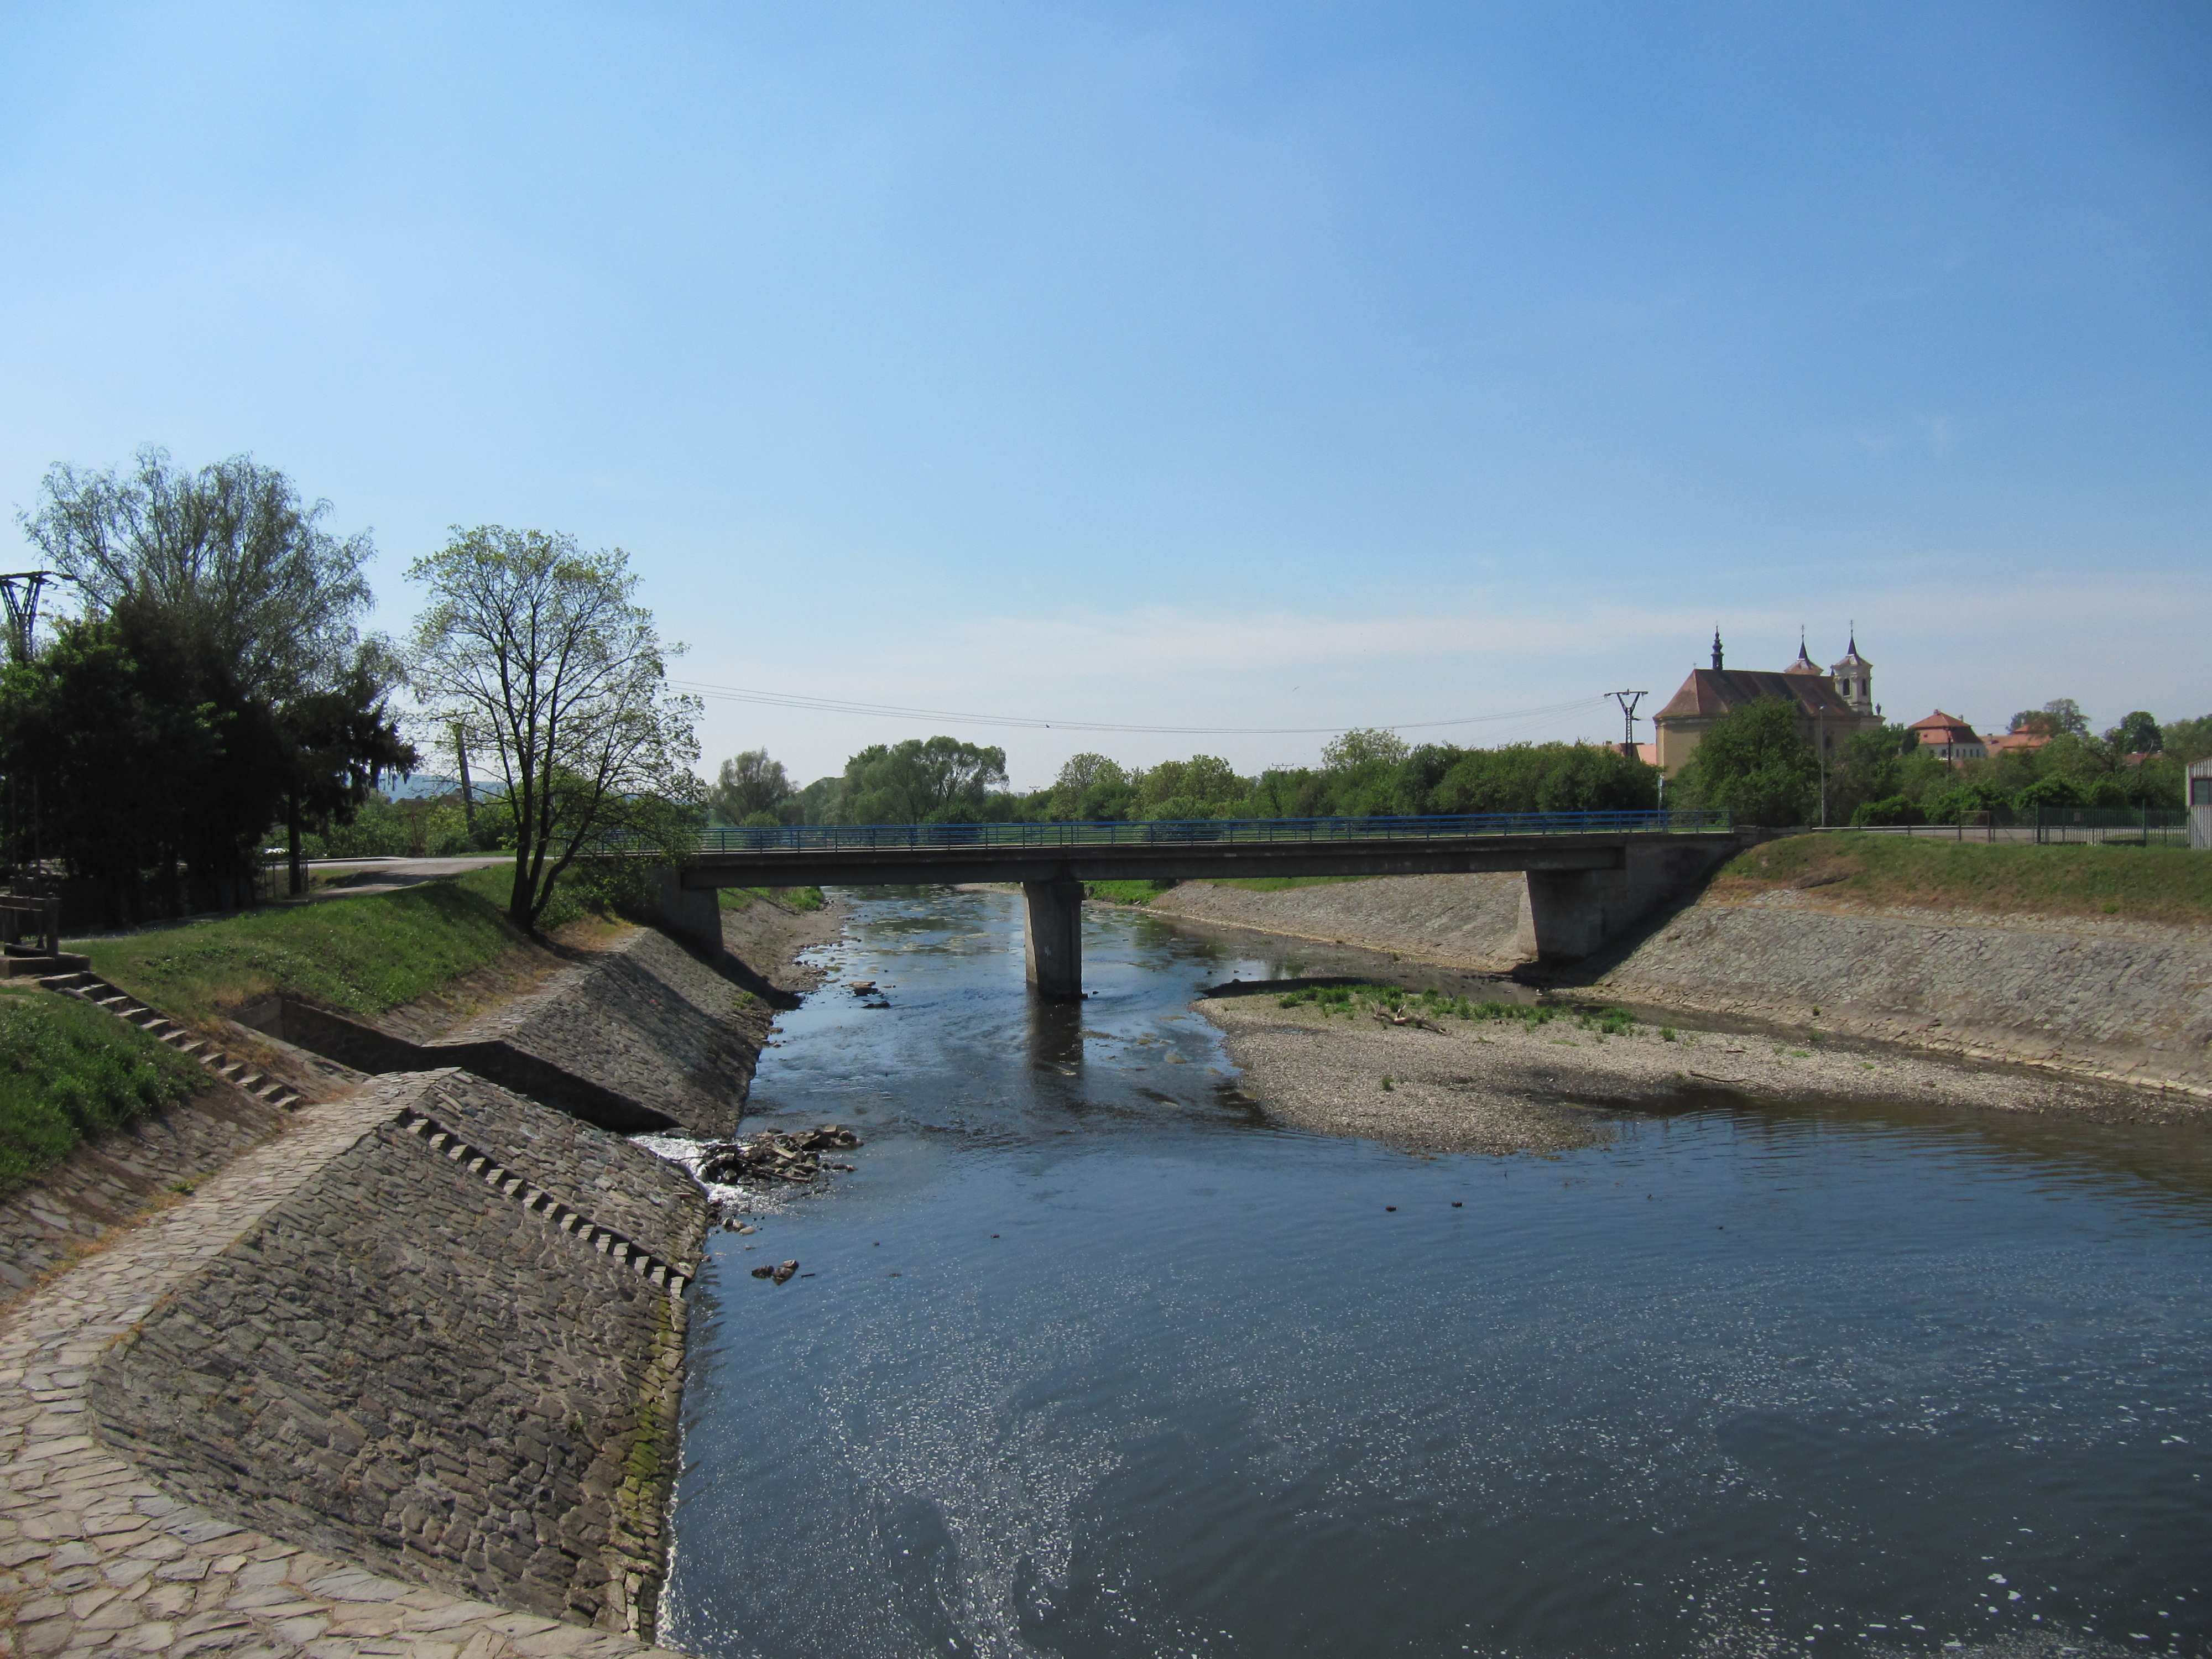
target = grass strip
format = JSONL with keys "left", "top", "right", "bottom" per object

{"left": 1274, "top": 981, "right": 1636, "bottom": 1035}
{"left": 0, "top": 985, "right": 204, "bottom": 1197}
{"left": 79, "top": 873, "right": 528, "bottom": 1027}
{"left": 717, "top": 885, "right": 827, "bottom": 913}
{"left": 1713, "top": 832, "right": 2212, "bottom": 925}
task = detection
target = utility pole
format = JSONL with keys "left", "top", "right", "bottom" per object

{"left": 1818, "top": 705, "right": 1827, "bottom": 828}
{"left": 1607, "top": 689, "right": 1649, "bottom": 756}
{"left": 0, "top": 572, "right": 57, "bottom": 665}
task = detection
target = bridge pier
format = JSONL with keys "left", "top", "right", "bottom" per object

{"left": 1022, "top": 878, "right": 1084, "bottom": 1000}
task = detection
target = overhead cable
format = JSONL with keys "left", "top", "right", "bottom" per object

{"left": 667, "top": 677, "right": 1611, "bottom": 738}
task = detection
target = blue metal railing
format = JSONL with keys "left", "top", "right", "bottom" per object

{"left": 608, "top": 808, "right": 1731, "bottom": 858}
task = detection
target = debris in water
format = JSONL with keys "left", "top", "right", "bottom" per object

{"left": 699, "top": 1125, "right": 863, "bottom": 1188}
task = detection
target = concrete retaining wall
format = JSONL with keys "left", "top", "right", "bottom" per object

{"left": 87, "top": 1071, "right": 707, "bottom": 1640}
{"left": 1143, "top": 873, "right": 1531, "bottom": 969}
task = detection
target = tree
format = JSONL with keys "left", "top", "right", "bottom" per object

{"left": 830, "top": 737, "right": 1009, "bottom": 824}
{"left": 2106, "top": 711, "right": 2162, "bottom": 755}
{"left": 1048, "top": 753, "right": 1131, "bottom": 820}
{"left": 1321, "top": 728, "right": 1410, "bottom": 771}
{"left": 0, "top": 601, "right": 282, "bottom": 921}
{"left": 1671, "top": 700, "right": 1818, "bottom": 826}
{"left": 708, "top": 749, "right": 794, "bottom": 826}
{"left": 21, "top": 446, "right": 373, "bottom": 702}
{"left": 274, "top": 645, "right": 418, "bottom": 894}
{"left": 406, "top": 528, "right": 702, "bottom": 931}
{"left": 2161, "top": 714, "right": 2212, "bottom": 765}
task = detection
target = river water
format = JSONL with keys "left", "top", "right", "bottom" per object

{"left": 659, "top": 888, "right": 2212, "bottom": 1659}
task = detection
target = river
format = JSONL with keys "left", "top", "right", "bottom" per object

{"left": 659, "top": 887, "right": 2212, "bottom": 1658}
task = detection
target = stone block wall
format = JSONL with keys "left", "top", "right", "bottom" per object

{"left": 87, "top": 1072, "right": 707, "bottom": 1640}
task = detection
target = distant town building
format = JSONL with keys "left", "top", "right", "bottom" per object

{"left": 1986, "top": 729, "right": 2052, "bottom": 759}
{"left": 1652, "top": 628, "right": 1886, "bottom": 775}
{"left": 1906, "top": 711, "right": 1986, "bottom": 764}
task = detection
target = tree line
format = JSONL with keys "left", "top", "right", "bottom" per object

{"left": 1663, "top": 697, "right": 2205, "bottom": 829}
{"left": 703, "top": 726, "right": 1661, "bottom": 829}
{"left": 2, "top": 447, "right": 697, "bottom": 930}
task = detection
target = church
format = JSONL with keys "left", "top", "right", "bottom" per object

{"left": 1652, "top": 629, "right": 1888, "bottom": 775}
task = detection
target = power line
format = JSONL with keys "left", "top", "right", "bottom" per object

{"left": 667, "top": 677, "right": 1613, "bottom": 739}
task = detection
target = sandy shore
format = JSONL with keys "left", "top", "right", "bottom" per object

{"left": 1197, "top": 987, "right": 2189, "bottom": 1156}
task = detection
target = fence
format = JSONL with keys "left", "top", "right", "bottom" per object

{"left": 2033, "top": 807, "right": 2189, "bottom": 847}
{"left": 613, "top": 808, "right": 1734, "bottom": 860}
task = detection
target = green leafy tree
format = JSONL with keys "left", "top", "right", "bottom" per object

{"left": 1672, "top": 700, "right": 1818, "bottom": 826}
{"left": 1048, "top": 753, "right": 1133, "bottom": 820}
{"left": 406, "top": 528, "right": 702, "bottom": 931}
{"left": 2107, "top": 711, "right": 2162, "bottom": 754}
{"left": 1135, "top": 754, "right": 1248, "bottom": 820}
{"left": 831, "top": 736, "right": 1009, "bottom": 823}
{"left": 2161, "top": 714, "right": 2212, "bottom": 765}
{"left": 708, "top": 749, "right": 794, "bottom": 826}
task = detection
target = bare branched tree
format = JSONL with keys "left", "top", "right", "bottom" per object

{"left": 406, "top": 526, "right": 702, "bottom": 930}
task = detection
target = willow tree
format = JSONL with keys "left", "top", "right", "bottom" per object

{"left": 406, "top": 527, "right": 702, "bottom": 930}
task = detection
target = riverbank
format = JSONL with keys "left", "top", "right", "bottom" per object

{"left": 1198, "top": 983, "right": 2166, "bottom": 1156}
{"left": 1139, "top": 837, "right": 2212, "bottom": 1110}
{"left": 0, "top": 881, "right": 841, "bottom": 1653}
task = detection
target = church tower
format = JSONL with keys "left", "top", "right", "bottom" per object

{"left": 1829, "top": 626, "right": 1874, "bottom": 716}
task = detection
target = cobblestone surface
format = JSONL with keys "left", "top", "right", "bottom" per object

{"left": 0, "top": 1076, "right": 691, "bottom": 1659}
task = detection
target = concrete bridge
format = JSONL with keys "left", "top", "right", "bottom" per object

{"left": 645, "top": 811, "right": 1744, "bottom": 998}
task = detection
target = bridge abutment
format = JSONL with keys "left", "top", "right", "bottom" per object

{"left": 1022, "top": 877, "right": 1084, "bottom": 1000}
{"left": 1515, "top": 842, "right": 1736, "bottom": 966}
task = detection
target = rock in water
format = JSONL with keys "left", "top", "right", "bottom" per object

{"left": 771, "top": 1259, "right": 799, "bottom": 1285}
{"left": 750, "top": 1264, "right": 775, "bottom": 1279}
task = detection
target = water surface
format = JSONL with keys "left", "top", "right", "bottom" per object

{"left": 662, "top": 888, "right": 2212, "bottom": 1658}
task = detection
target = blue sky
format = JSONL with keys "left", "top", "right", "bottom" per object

{"left": 3, "top": 2, "right": 2206, "bottom": 787}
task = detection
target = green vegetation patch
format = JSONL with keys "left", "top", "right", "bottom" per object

{"left": 1273, "top": 981, "right": 1637, "bottom": 1035}
{"left": 81, "top": 876, "right": 526, "bottom": 1027}
{"left": 1714, "top": 832, "right": 2212, "bottom": 926}
{"left": 716, "top": 884, "right": 827, "bottom": 914}
{"left": 0, "top": 986, "right": 204, "bottom": 1196}
{"left": 1083, "top": 879, "right": 1177, "bottom": 906}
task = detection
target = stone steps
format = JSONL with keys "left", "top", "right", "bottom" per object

{"left": 36, "top": 970, "right": 306, "bottom": 1111}
{"left": 394, "top": 1102, "right": 691, "bottom": 1296}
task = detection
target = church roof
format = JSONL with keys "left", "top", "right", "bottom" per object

{"left": 1656, "top": 668, "right": 1859, "bottom": 723}
{"left": 1783, "top": 637, "right": 1824, "bottom": 675}
{"left": 1830, "top": 626, "right": 1870, "bottom": 670}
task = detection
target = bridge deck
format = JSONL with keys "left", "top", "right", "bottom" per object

{"left": 653, "top": 811, "right": 1735, "bottom": 889}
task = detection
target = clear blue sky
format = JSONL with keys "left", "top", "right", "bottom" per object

{"left": 4, "top": 2, "right": 2206, "bottom": 787}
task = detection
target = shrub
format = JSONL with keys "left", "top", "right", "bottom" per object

{"left": 1850, "top": 795, "right": 1925, "bottom": 827}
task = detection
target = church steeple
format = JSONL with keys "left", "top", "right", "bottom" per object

{"left": 1786, "top": 627, "right": 1820, "bottom": 675}
{"left": 1710, "top": 626, "right": 1724, "bottom": 671}
{"left": 1829, "top": 623, "right": 1874, "bottom": 715}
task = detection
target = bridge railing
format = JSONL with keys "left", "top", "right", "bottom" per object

{"left": 604, "top": 808, "right": 1731, "bottom": 858}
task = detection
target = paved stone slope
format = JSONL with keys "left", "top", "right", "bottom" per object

{"left": 1142, "top": 873, "right": 1528, "bottom": 970}
{"left": 437, "top": 930, "right": 766, "bottom": 1136}
{"left": 0, "top": 1088, "right": 289, "bottom": 1301}
{"left": 87, "top": 1072, "right": 705, "bottom": 1639}
{"left": 1594, "top": 889, "right": 2212, "bottom": 1099}
{"left": 0, "top": 1074, "right": 687, "bottom": 1659}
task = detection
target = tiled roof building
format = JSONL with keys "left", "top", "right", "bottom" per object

{"left": 1907, "top": 711, "right": 1986, "bottom": 763}
{"left": 1652, "top": 628, "right": 1887, "bottom": 775}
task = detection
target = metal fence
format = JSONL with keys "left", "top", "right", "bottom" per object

{"left": 611, "top": 808, "right": 1734, "bottom": 859}
{"left": 2033, "top": 807, "right": 2189, "bottom": 847}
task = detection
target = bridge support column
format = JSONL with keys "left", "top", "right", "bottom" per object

{"left": 1022, "top": 878, "right": 1084, "bottom": 1000}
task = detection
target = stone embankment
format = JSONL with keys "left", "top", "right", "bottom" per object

{"left": 0, "top": 1073, "right": 692, "bottom": 1659}
{"left": 1150, "top": 872, "right": 2212, "bottom": 1113}
{"left": 2, "top": 893, "right": 843, "bottom": 1657}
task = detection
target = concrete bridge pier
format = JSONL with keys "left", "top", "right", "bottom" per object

{"left": 1022, "top": 877, "right": 1085, "bottom": 1000}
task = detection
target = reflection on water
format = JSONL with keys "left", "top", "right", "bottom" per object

{"left": 662, "top": 888, "right": 2212, "bottom": 1658}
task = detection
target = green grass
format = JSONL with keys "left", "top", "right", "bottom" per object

{"left": 80, "top": 877, "right": 527, "bottom": 1027}
{"left": 1716, "top": 832, "right": 2212, "bottom": 925}
{"left": 1272, "top": 980, "right": 1637, "bottom": 1034}
{"left": 1213, "top": 874, "right": 1378, "bottom": 894}
{"left": 1083, "top": 880, "right": 1177, "bottom": 905}
{"left": 0, "top": 985, "right": 204, "bottom": 1197}
{"left": 717, "top": 885, "right": 827, "bottom": 913}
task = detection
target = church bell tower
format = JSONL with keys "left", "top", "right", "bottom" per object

{"left": 1829, "top": 626, "right": 1874, "bottom": 716}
